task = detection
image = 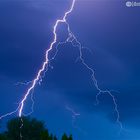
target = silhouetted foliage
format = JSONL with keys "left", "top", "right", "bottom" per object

{"left": 0, "top": 117, "right": 73, "bottom": 140}
{"left": 62, "top": 133, "right": 73, "bottom": 140}
{"left": 62, "top": 133, "right": 68, "bottom": 140}
{"left": 0, "top": 133, "right": 7, "bottom": 140}
{"left": 6, "top": 117, "right": 46, "bottom": 140}
{"left": 53, "top": 135, "right": 57, "bottom": 140}
{"left": 68, "top": 134, "right": 73, "bottom": 140}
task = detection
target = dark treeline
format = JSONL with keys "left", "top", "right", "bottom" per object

{"left": 0, "top": 117, "right": 73, "bottom": 140}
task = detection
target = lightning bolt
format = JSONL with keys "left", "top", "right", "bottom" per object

{"left": 0, "top": 0, "right": 123, "bottom": 133}
{"left": 66, "top": 105, "right": 80, "bottom": 124}
{"left": 68, "top": 33, "right": 123, "bottom": 129}
{"left": 18, "top": 0, "right": 76, "bottom": 117}
{"left": 14, "top": 81, "right": 33, "bottom": 86}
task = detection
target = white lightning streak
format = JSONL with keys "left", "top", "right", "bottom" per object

{"left": 67, "top": 33, "right": 123, "bottom": 129}
{"left": 0, "top": 0, "right": 76, "bottom": 120}
{"left": 66, "top": 105, "right": 80, "bottom": 119}
{"left": 66, "top": 105, "right": 87, "bottom": 135}
{"left": 18, "top": 0, "right": 76, "bottom": 117}
{"left": 0, "top": 0, "right": 123, "bottom": 132}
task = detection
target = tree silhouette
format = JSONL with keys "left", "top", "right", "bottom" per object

{"left": 6, "top": 117, "right": 46, "bottom": 140}
{"left": 0, "top": 117, "right": 73, "bottom": 140}
{"left": 0, "top": 133, "right": 7, "bottom": 140}
{"left": 53, "top": 135, "right": 57, "bottom": 140}
{"left": 62, "top": 133, "right": 73, "bottom": 140}
{"left": 40, "top": 129, "right": 50, "bottom": 140}
{"left": 68, "top": 134, "right": 73, "bottom": 140}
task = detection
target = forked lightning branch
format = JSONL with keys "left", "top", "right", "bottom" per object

{"left": 0, "top": 0, "right": 122, "bottom": 130}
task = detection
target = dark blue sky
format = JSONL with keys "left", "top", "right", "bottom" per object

{"left": 0, "top": 0, "right": 140, "bottom": 139}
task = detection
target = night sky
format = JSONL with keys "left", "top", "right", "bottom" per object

{"left": 0, "top": 0, "right": 140, "bottom": 140}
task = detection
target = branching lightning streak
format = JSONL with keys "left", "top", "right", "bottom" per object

{"left": 0, "top": 0, "right": 75, "bottom": 120}
{"left": 66, "top": 105, "right": 80, "bottom": 123}
{"left": 14, "top": 81, "right": 33, "bottom": 86}
{"left": 0, "top": 0, "right": 123, "bottom": 132}
{"left": 65, "top": 105, "right": 87, "bottom": 135}
{"left": 0, "top": 105, "right": 20, "bottom": 120}
{"left": 68, "top": 33, "right": 123, "bottom": 129}
{"left": 18, "top": 0, "right": 76, "bottom": 117}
